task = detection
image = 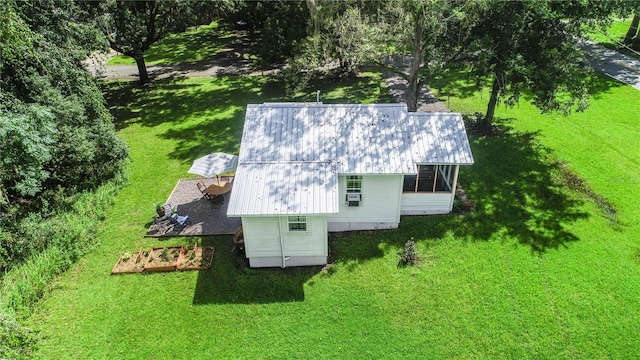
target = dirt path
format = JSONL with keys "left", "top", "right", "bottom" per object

{"left": 84, "top": 48, "right": 450, "bottom": 110}
{"left": 578, "top": 39, "right": 640, "bottom": 90}
{"left": 83, "top": 48, "right": 277, "bottom": 81}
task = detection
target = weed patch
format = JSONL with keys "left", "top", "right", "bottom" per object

{"left": 555, "top": 161, "right": 619, "bottom": 225}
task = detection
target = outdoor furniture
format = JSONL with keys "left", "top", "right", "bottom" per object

{"left": 205, "top": 181, "right": 232, "bottom": 196}
{"left": 197, "top": 180, "right": 212, "bottom": 200}
{"left": 197, "top": 180, "right": 232, "bottom": 204}
{"left": 153, "top": 203, "right": 191, "bottom": 235}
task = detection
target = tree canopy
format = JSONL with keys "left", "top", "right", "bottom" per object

{"left": 89, "top": 0, "right": 231, "bottom": 84}
{"left": 287, "top": 0, "right": 620, "bottom": 123}
{"left": 1, "top": 0, "right": 128, "bottom": 261}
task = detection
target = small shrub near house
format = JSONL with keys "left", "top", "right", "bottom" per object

{"left": 398, "top": 238, "right": 419, "bottom": 267}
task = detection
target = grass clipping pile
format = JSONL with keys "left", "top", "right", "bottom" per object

{"left": 111, "top": 245, "right": 215, "bottom": 274}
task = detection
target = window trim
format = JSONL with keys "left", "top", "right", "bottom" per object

{"left": 346, "top": 175, "right": 362, "bottom": 193}
{"left": 287, "top": 215, "right": 308, "bottom": 232}
{"left": 403, "top": 165, "right": 456, "bottom": 193}
{"left": 345, "top": 175, "right": 363, "bottom": 205}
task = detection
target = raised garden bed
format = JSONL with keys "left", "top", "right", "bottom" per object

{"left": 178, "top": 246, "right": 215, "bottom": 271}
{"left": 143, "top": 246, "right": 183, "bottom": 272}
{"left": 111, "top": 248, "right": 147, "bottom": 275}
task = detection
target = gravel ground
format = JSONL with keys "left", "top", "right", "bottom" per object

{"left": 146, "top": 179, "right": 241, "bottom": 237}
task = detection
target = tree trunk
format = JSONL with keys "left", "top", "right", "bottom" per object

{"left": 406, "top": 18, "right": 424, "bottom": 113}
{"left": 134, "top": 54, "right": 150, "bottom": 85}
{"left": 406, "top": 76, "right": 422, "bottom": 112}
{"left": 405, "top": 50, "right": 423, "bottom": 112}
{"left": 483, "top": 75, "right": 500, "bottom": 128}
{"left": 632, "top": 35, "right": 640, "bottom": 51}
{"left": 624, "top": 14, "right": 639, "bottom": 45}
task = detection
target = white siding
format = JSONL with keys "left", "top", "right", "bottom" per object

{"left": 241, "top": 215, "right": 327, "bottom": 267}
{"left": 327, "top": 175, "right": 403, "bottom": 229}
{"left": 278, "top": 216, "right": 327, "bottom": 257}
{"left": 400, "top": 193, "right": 454, "bottom": 215}
{"left": 241, "top": 217, "right": 282, "bottom": 258}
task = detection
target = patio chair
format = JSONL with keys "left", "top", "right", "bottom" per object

{"left": 197, "top": 180, "right": 212, "bottom": 200}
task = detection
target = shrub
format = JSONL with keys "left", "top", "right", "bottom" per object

{"left": 0, "top": 313, "right": 35, "bottom": 360}
{"left": 398, "top": 238, "right": 419, "bottom": 267}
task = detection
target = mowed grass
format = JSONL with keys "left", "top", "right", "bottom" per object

{"left": 107, "top": 22, "right": 234, "bottom": 66}
{"left": 587, "top": 18, "right": 633, "bottom": 50}
{"left": 28, "top": 70, "right": 640, "bottom": 358}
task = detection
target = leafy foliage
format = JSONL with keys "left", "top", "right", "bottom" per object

{"left": 250, "top": 1, "right": 309, "bottom": 67}
{"left": 0, "top": 108, "right": 56, "bottom": 202}
{"left": 1, "top": 0, "right": 128, "bottom": 269}
{"left": 455, "top": 0, "right": 630, "bottom": 127}
{"left": 398, "top": 238, "right": 419, "bottom": 266}
{"left": 0, "top": 1, "right": 127, "bottom": 214}
{"left": 90, "top": 0, "right": 231, "bottom": 83}
{"left": 0, "top": 313, "right": 35, "bottom": 360}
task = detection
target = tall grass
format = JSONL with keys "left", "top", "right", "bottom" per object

{"left": 1, "top": 170, "right": 127, "bottom": 316}
{"left": 0, "top": 170, "right": 128, "bottom": 359}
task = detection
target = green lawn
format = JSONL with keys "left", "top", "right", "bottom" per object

{"left": 587, "top": 19, "right": 634, "bottom": 50}
{"left": 106, "top": 22, "right": 235, "bottom": 66}
{"left": 28, "top": 69, "right": 640, "bottom": 358}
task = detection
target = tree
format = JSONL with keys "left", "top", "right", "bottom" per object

{"left": 624, "top": 14, "right": 640, "bottom": 50}
{"left": 1, "top": 0, "right": 128, "bottom": 213}
{"left": 256, "top": 1, "right": 310, "bottom": 67}
{"left": 372, "top": 0, "right": 469, "bottom": 112}
{"left": 92, "top": 0, "right": 228, "bottom": 84}
{"left": 294, "top": 0, "right": 468, "bottom": 112}
{"left": 463, "top": 0, "right": 616, "bottom": 128}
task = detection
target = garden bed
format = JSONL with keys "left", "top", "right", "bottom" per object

{"left": 111, "top": 246, "right": 215, "bottom": 274}
{"left": 178, "top": 246, "right": 215, "bottom": 270}
{"left": 143, "top": 246, "right": 183, "bottom": 272}
{"left": 111, "top": 249, "right": 147, "bottom": 275}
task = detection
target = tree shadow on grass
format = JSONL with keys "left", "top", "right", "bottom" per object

{"left": 429, "top": 67, "right": 625, "bottom": 107}
{"left": 453, "top": 120, "right": 589, "bottom": 250}
{"left": 192, "top": 237, "right": 320, "bottom": 304}
{"left": 104, "top": 73, "right": 395, "bottom": 163}
{"left": 103, "top": 76, "right": 284, "bottom": 159}
{"left": 332, "top": 120, "right": 591, "bottom": 267}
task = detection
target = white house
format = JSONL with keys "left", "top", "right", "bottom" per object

{"left": 227, "top": 103, "right": 474, "bottom": 268}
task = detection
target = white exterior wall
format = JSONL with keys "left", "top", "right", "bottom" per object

{"left": 400, "top": 164, "right": 459, "bottom": 215}
{"left": 327, "top": 175, "right": 403, "bottom": 231}
{"left": 400, "top": 193, "right": 454, "bottom": 215}
{"left": 241, "top": 216, "right": 328, "bottom": 268}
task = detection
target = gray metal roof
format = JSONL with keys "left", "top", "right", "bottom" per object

{"left": 227, "top": 103, "right": 474, "bottom": 216}
{"left": 227, "top": 161, "right": 338, "bottom": 216}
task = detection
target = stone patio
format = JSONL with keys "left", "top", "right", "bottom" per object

{"left": 145, "top": 178, "right": 241, "bottom": 237}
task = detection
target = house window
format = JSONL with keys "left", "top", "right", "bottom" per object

{"left": 345, "top": 175, "right": 362, "bottom": 206}
{"left": 403, "top": 165, "right": 455, "bottom": 193}
{"left": 288, "top": 216, "right": 307, "bottom": 232}
{"left": 346, "top": 175, "right": 362, "bottom": 193}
